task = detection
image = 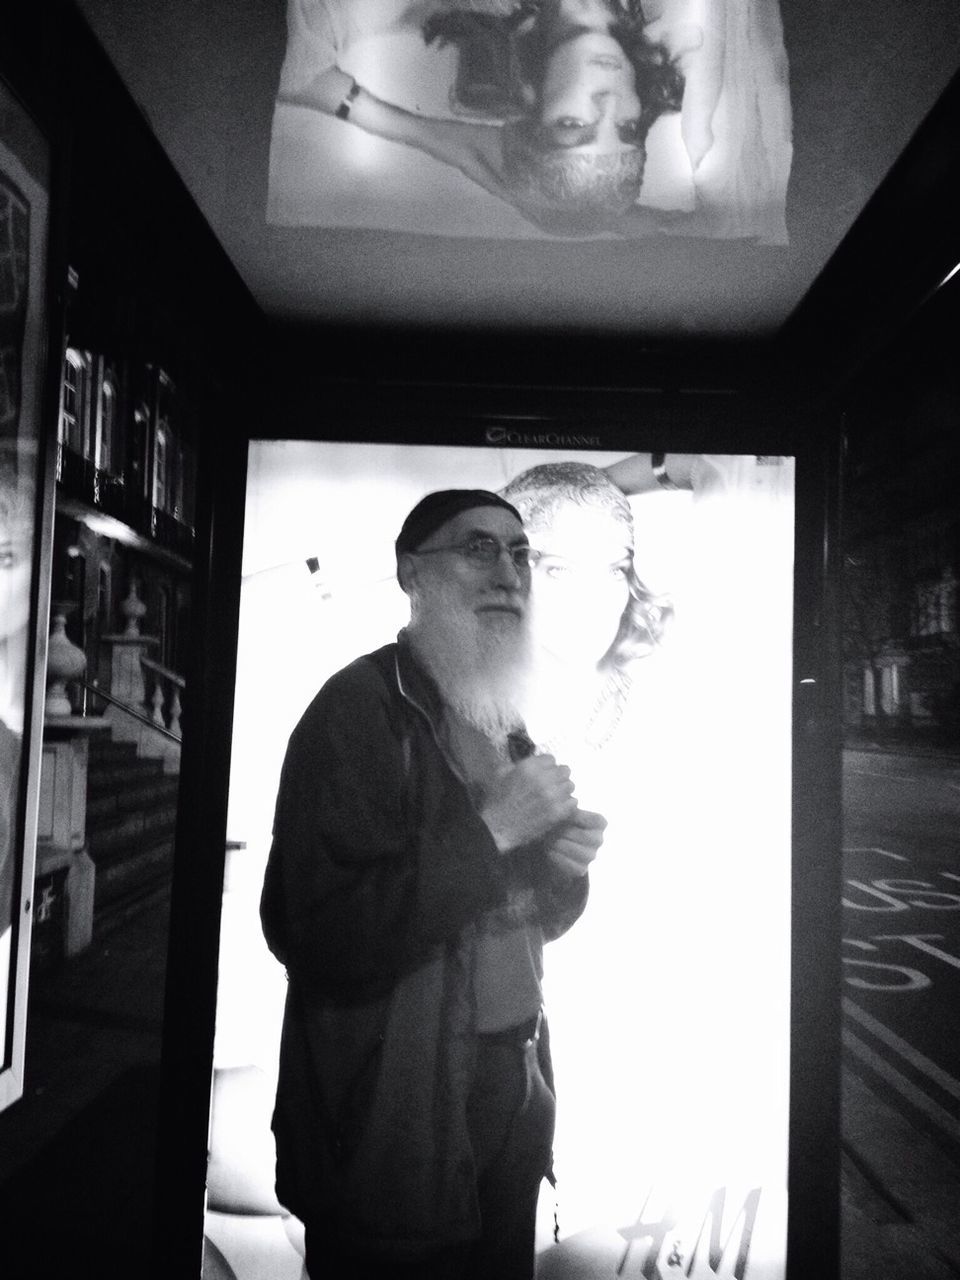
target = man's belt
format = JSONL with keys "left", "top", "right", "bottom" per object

{"left": 478, "top": 1008, "right": 542, "bottom": 1049}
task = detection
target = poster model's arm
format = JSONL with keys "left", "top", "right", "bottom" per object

{"left": 643, "top": 0, "right": 724, "bottom": 174}
{"left": 604, "top": 453, "right": 724, "bottom": 496}
{"left": 279, "top": 69, "right": 511, "bottom": 202}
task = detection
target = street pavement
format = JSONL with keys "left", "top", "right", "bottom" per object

{"left": 842, "top": 746, "right": 960, "bottom": 1279}
{"left": 0, "top": 887, "right": 168, "bottom": 1278}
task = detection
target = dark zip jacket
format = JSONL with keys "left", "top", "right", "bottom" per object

{"left": 260, "top": 635, "right": 587, "bottom": 1254}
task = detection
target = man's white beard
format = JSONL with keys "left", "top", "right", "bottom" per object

{"left": 408, "top": 582, "right": 532, "bottom": 740}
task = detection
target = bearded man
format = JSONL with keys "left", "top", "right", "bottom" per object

{"left": 261, "top": 489, "right": 606, "bottom": 1280}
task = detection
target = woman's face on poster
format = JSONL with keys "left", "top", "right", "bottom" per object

{"left": 527, "top": 502, "right": 632, "bottom": 669}
{"left": 539, "top": 31, "right": 643, "bottom": 153}
{"left": 0, "top": 527, "right": 31, "bottom": 643}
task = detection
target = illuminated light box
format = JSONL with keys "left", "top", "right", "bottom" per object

{"left": 267, "top": 0, "right": 792, "bottom": 245}
{"left": 176, "top": 431, "right": 821, "bottom": 1280}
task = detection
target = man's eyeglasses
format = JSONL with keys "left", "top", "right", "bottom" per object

{"left": 412, "top": 534, "right": 532, "bottom": 570}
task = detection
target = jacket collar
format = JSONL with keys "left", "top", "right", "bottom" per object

{"left": 394, "top": 629, "right": 447, "bottom": 728}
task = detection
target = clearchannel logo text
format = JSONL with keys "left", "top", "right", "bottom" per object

{"left": 485, "top": 426, "right": 602, "bottom": 447}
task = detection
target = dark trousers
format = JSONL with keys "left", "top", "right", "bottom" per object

{"left": 304, "top": 1034, "right": 555, "bottom": 1280}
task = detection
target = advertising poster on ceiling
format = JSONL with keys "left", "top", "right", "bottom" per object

{"left": 266, "top": 0, "right": 792, "bottom": 244}
{"left": 201, "top": 439, "right": 795, "bottom": 1280}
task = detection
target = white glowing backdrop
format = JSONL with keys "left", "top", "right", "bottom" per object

{"left": 204, "top": 441, "right": 794, "bottom": 1280}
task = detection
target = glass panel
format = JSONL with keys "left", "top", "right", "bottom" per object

{"left": 0, "top": 77, "right": 53, "bottom": 1110}
{"left": 154, "top": 425, "right": 168, "bottom": 512}
{"left": 202, "top": 441, "right": 794, "bottom": 1279}
{"left": 98, "top": 375, "right": 115, "bottom": 474}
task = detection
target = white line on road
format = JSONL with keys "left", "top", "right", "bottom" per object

{"left": 842, "top": 1028, "right": 960, "bottom": 1143}
{"left": 844, "top": 998, "right": 960, "bottom": 1103}
{"left": 848, "top": 769, "right": 920, "bottom": 783}
{"left": 843, "top": 847, "right": 909, "bottom": 862}
{"left": 876, "top": 934, "right": 960, "bottom": 972}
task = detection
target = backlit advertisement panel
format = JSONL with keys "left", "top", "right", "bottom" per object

{"left": 202, "top": 440, "right": 794, "bottom": 1280}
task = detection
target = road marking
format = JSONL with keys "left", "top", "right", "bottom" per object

{"left": 843, "top": 879, "right": 907, "bottom": 911}
{"left": 843, "top": 847, "right": 908, "bottom": 862}
{"left": 877, "top": 933, "right": 960, "bottom": 972}
{"left": 848, "top": 769, "right": 919, "bottom": 783}
{"left": 849, "top": 768, "right": 960, "bottom": 795}
{"left": 844, "top": 998, "right": 960, "bottom": 1103}
{"left": 844, "top": 880, "right": 960, "bottom": 911}
{"left": 842, "top": 1028, "right": 960, "bottom": 1144}
{"left": 842, "top": 957, "right": 931, "bottom": 991}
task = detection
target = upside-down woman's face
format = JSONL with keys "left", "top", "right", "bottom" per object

{"left": 539, "top": 31, "right": 643, "bottom": 155}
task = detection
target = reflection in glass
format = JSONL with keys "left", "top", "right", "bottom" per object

{"left": 0, "top": 458, "right": 33, "bottom": 1065}
{"left": 268, "top": 0, "right": 792, "bottom": 242}
{"left": 1, "top": 83, "right": 49, "bottom": 1100}
{"left": 1, "top": 151, "right": 35, "bottom": 1062}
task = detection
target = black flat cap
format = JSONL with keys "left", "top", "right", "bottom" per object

{"left": 395, "top": 489, "right": 522, "bottom": 561}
